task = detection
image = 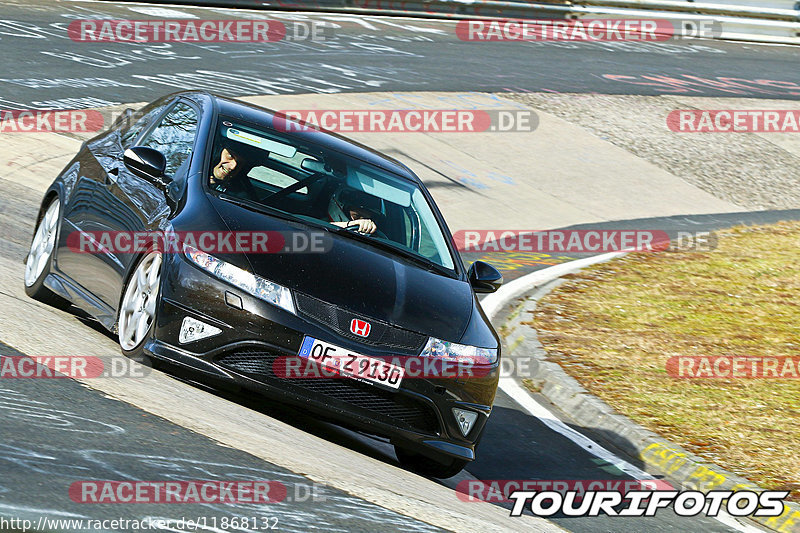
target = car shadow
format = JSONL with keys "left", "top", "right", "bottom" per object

{"left": 52, "top": 306, "right": 678, "bottom": 523}
{"left": 154, "top": 356, "right": 660, "bottom": 501}
{"left": 159, "top": 359, "right": 402, "bottom": 466}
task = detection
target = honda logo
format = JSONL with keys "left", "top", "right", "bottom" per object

{"left": 350, "top": 318, "right": 371, "bottom": 338}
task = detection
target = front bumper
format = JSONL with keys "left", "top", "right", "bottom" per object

{"left": 147, "top": 253, "right": 500, "bottom": 462}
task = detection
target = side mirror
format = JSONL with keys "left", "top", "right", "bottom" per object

{"left": 468, "top": 261, "right": 503, "bottom": 293}
{"left": 123, "top": 147, "right": 171, "bottom": 188}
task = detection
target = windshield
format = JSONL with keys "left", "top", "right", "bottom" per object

{"left": 207, "top": 116, "right": 456, "bottom": 271}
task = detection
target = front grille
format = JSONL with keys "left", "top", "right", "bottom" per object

{"left": 294, "top": 293, "right": 427, "bottom": 354}
{"left": 217, "top": 349, "right": 439, "bottom": 434}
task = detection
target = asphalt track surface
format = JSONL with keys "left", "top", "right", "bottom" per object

{"left": 1, "top": 0, "right": 800, "bottom": 109}
{"left": 2, "top": 1, "right": 800, "bottom": 532}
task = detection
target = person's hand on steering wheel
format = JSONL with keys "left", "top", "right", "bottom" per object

{"left": 345, "top": 218, "right": 377, "bottom": 235}
{"left": 333, "top": 203, "right": 387, "bottom": 238}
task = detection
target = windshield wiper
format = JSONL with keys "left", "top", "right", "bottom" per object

{"left": 218, "top": 194, "right": 453, "bottom": 276}
{"left": 329, "top": 226, "right": 452, "bottom": 276}
{"left": 218, "top": 194, "right": 347, "bottom": 237}
{"left": 217, "top": 193, "right": 305, "bottom": 225}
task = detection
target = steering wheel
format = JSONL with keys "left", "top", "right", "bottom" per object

{"left": 345, "top": 222, "right": 389, "bottom": 240}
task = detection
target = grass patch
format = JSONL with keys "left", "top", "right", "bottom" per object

{"left": 531, "top": 221, "right": 800, "bottom": 500}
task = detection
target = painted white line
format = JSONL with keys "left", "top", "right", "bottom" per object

{"left": 480, "top": 251, "right": 625, "bottom": 319}
{"left": 499, "top": 375, "right": 651, "bottom": 480}
{"left": 500, "top": 377, "right": 762, "bottom": 532}
{"left": 484, "top": 254, "right": 761, "bottom": 532}
{"left": 126, "top": 6, "right": 199, "bottom": 18}
{"left": 0, "top": 503, "right": 86, "bottom": 518}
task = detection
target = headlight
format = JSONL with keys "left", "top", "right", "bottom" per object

{"left": 183, "top": 244, "right": 296, "bottom": 314}
{"left": 420, "top": 337, "right": 497, "bottom": 365}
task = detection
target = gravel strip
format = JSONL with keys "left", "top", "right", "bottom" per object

{"left": 499, "top": 92, "right": 800, "bottom": 210}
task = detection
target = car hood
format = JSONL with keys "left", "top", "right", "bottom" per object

{"left": 206, "top": 195, "right": 473, "bottom": 341}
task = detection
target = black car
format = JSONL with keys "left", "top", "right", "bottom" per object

{"left": 24, "top": 91, "right": 503, "bottom": 478}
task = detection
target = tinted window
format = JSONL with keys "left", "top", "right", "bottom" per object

{"left": 119, "top": 102, "right": 169, "bottom": 150}
{"left": 140, "top": 102, "right": 198, "bottom": 177}
{"left": 208, "top": 117, "right": 456, "bottom": 271}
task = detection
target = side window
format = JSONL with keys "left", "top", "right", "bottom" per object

{"left": 139, "top": 102, "right": 199, "bottom": 177}
{"left": 120, "top": 103, "right": 169, "bottom": 150}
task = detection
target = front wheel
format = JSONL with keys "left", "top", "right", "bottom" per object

{"left": 24, "top": 197, "right": 70, "bottom": 309}
{"left": 118, "top": 251, "right": 163, "bottom": 358}
{"left": 394, "top": 446, "right": 469, "bottom": 479}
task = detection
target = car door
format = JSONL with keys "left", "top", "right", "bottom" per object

{"left": 80, "top": 99, "right": 200, "bottom": 310}
{"left": 52, "top": 107, "right": 159, "bottom": 289}
{"left": 52, "top": 157, "right": 102, "bottom": 287}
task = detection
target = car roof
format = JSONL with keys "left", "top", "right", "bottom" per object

{"left": 186, "top": 91, "right": 421, "bottom": 183}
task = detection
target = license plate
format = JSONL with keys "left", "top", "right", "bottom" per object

{"left": 298, "top": 336, "right": 404, "bottom": 390}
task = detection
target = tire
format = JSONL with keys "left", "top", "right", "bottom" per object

{"left": 394, "top": 445, "right": 469, "bottom": 479}
{"left": 117, "top": 250, "right": 163, "bottom": 360}
{"left": 24, "top": 196, "right": 71, "bottom": 309}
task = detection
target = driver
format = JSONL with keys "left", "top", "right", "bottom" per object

{"left": 330, "top": 189, "right": 380, "bottom": 235}
{"left": 209, "top": 143, "right": 258, "bottom": 200}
